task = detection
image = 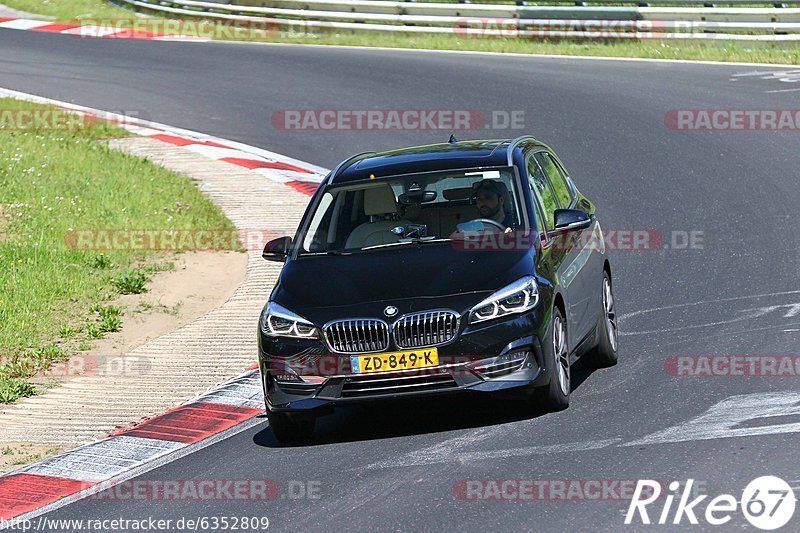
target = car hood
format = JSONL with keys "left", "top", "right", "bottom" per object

{"left": 272, "top": 242, "right": 534, "bottom": 320}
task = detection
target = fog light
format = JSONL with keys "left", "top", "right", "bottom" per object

{"left": 497, "top": 350, "right": 529, "bottom": 365}
{"left": 470, "top": 350, "right": 531, "bottom": 379}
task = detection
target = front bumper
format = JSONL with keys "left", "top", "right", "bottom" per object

{"left": 259, "top": 308, "right": 550, "bottom": 413}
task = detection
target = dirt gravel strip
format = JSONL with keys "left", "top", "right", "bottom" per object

{"left": 0, "top": 88, "right": 327, "bottom": 523}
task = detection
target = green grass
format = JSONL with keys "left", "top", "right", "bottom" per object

{"left": 94, "top": 304, "right": 123, "bottom": 332}
{"left": 3, "top": 0, "right": 130, "bottom": 20}
{"left": 0, "top": 98, "right": 238, "bottom": 403}
{"left": 0, "top": 377, "right": 39, "bottom": 403}
{"left": 111, "top": 269, "right": 149, "bottom": 295}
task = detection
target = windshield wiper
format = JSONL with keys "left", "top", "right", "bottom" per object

{"left": 361, "top": 237, "right": 451, "bottom": 251}
{"left": 301, "top": 250, "right": 351, "bottom": 256}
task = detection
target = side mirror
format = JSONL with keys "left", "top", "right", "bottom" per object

{"left": 553, "top": 209, "right": 592, "bottom": 233}
{"left": 262, "top": 236, "right": 292, "bottom": 262}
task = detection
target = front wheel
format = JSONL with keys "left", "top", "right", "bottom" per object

{"left": 267, "top": 408, "right": 315, "bottom": 442}
{"left": 531, "top": 306, "right": 570, "bottom": 412}
{"left": 584, "top": 272, "right": 619, "bottom": 369}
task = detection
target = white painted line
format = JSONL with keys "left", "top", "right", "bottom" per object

{"left": 194, "top": 372, "right": 264, "bottom": 409}
{"left": 21, "top": 437, "right": 185, "bottom": 482}
{"left": 368, "top": 388, "right": 800, "bottom": 469}
{"left": 368, "top": 438, "right": 621, "bottom": 469}
{"left": 63, "top": 25, "right": 123, "bottom": 38}
{"left": 621, "top": 293, "right": 800, "bottom": 336}
{"left": 252, "top": 168, "right": 291, "bottom": 183}
{"left": 183, "top": 144, "right": 268, "bottom": 162}
{"left": 624, "top": 391, "right": 800, "bottom": 446}
{"left": 123, "top": 125, "right": 170, "bottom": 136}
{"left": 0, "top": 19, "right": 50, "bottom": 30}
{"left": 731, "top": 69, "right": 800, "bottom": 78}
{"left": 619, "top": 289, "right": 800, "bottom": 320}
{"left": 152, "top": 36, "right": 212, "bottom": 43}
{"left": 767, "top": 87, "right": 800, "bottom": 93}
{"left": 270, "top": 169, "right": 325, "bottom": 182}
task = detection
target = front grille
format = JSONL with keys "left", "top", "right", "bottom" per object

{"left": 393, "top": 310, "right": 459, "bottom": 349}
{"left": 341, "top": 370, "right": 457, "bottom": 398}
{"left": 324, "top": 319, "right": 390, "bottom": 353}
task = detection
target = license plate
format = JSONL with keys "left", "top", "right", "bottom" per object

{"left": 350, "top": 348, "right": 439, "bottom": 374}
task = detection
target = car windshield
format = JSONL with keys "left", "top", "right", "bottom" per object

{"left": 298, "top": 168, "right": 526, "bottom": 254}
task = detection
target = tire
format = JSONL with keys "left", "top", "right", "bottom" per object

{"left": 267, "top": 408, "right": 315, "bottom": 442}
{"left": 531, "top": 306, "right": 570, "bottom": 412}
{"left": 584, "top": 272, "right": 619, "bottom": 369}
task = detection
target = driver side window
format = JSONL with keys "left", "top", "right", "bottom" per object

{"left": 526, "top": 156, "right": 556, "bottom": 231}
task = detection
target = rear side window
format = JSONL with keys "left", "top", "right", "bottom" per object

{"left": 526, "top": 156, "right": 556, "bottom": 230}
{"left": 535, "top": 152, "right": 573, "bottom": 209}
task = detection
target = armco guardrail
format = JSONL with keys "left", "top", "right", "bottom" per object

{"left": 113, "top": 0, "right": 800, "bottom": 40}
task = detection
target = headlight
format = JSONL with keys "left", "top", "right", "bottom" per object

{"left": 260, "top": 301, "right": 319, "bottom": 339}
{"left": 468, "top": 276, "right": 539, "bottom": 324}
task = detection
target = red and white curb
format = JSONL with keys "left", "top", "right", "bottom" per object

{"left": 0, "top": 87, "right": 328, "bottom": 524}
{"left": 0, "top": 370, "right": 264, "bottom": 523}
{"left": 0, "top": 87, "right": 327, "bottom": 197}
{"left": 0, "top": 17, "right": 208, "bottom": 41}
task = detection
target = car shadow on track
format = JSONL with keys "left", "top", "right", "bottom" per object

{"left": 253, "top": 360, "right": 598, "bottom": 448}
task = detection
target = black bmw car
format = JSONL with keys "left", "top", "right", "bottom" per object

{"left": 258, "top": 136, "right": 618, "bottom": 441}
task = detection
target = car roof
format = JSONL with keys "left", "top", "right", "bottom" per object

{"left": 330, "top": 137, "right": 548, "bottom": 184}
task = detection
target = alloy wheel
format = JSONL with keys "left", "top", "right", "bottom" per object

{"left": 553, "top": 314, "right": 570, "bottom": 396}
{"left": 603, "top": 277, "right": 618, "bottom": 352}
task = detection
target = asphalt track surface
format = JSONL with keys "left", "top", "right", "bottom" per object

{"left": 2, "top": 29, "right": 800, "bottom": 531}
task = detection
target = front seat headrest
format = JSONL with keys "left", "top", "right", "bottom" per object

{"left": 364, "top": 185, "right": 398, "bottom": 216}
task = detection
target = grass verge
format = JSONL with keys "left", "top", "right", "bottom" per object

{"left": 2, "top": 0, "right": 130, "bottom": 19}
{"left": 238, "top": 33, "right": 800, "bottom": 65}
{"left": 0, "top": 98, "right": 238, "bottom": 402}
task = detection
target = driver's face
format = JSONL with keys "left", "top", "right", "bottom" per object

{"left": 475, "top": 190, "right": 502, "bottom": 218}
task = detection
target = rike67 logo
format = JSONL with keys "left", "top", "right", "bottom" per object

{"left": 625, "top": 477, "right": 796, "bottom": 530}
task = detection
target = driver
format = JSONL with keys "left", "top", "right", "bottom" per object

{"left": 472, "top": 179, "right": 514, "bottom": 230}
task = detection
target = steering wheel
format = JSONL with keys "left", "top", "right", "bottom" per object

{"left": 467, "top": 218, "right": 506, "bottom": 231}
